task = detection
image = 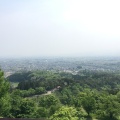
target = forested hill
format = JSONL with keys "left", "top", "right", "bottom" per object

{"left": 1, "top": 70, "right": 120, "bottom": 119}
{"left": 8, "top": 70, "right": 120, "bottom": 91}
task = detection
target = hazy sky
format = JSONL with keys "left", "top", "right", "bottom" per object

{"left": 0, "top": 0, "right": 120, "bottom": 58}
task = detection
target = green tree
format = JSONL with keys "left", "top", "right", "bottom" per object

{"left": 82, "top": 95, "right": 96, "bottom": 117}
{"left": 0, "top": 70, "right": 10, "bottom": 117}
{"left": 9, "top": 94, "right": 22, "bottom": 118}
{"left": 0, "top": 70, "right": 10, "bottom": 98}
{"left": 50, "top": 106, "right": 79, "bottom": 120}
{"left": 17, "top": 99, "right": 37, "bottom": 118}
{"left": 39, "top": 95, "right": 60, "bottom": 108}
{"left": 97, "top": 95, "right": 120, "bottom": 120}
{"left": 35, "top": 107, "right": 49, "bottom": 118}
{"left": 35, "top": 87, "right": 46, "bottom": 94}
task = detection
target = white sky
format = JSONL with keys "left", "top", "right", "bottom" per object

{"left": 0, "top": 0, "right": 120, "bottom": 58}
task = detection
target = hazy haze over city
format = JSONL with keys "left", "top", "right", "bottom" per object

{"left": 0, "top": 0, "right": 120, "bottom": 58}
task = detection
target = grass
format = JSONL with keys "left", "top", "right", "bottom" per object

{"left": 10, "top": 82, "right": 19, "bottom": 88}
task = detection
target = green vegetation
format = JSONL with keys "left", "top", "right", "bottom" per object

{"left": 0, "top": 69, "right": 10, "bottom": 117}
{"left": 1, "top": 69, "right": 120, "bottom": 119}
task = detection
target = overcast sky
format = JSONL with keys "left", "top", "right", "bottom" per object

{"left": 0, "top": 0, "right": 120, "bottom": 58}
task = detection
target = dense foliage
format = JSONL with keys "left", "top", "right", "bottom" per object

{"left": 1, "top": 69, "right": 120, "bottom": 119}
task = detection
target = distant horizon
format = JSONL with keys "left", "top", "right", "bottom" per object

{"left": 0, "top": 55, "right": 120, "bottom": 59}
